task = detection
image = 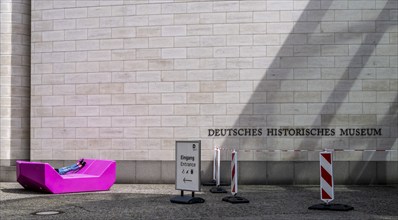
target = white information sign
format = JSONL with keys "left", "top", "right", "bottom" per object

{"left": 175, "top": 141, "right": 201, "bottom": 192}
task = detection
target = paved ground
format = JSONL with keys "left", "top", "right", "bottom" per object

{"left": 1, "top": 183, "right": 397, "bottom": 220}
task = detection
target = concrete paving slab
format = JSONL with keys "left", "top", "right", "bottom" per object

{"left": 1, "top": 183, "right": 397, "bottom": 219}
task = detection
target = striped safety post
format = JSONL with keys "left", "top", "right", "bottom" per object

{"left": 222, "top": 150, "right": 249, "bottom": 203}
{"left": 231, "top": 150, "right": 238, "bottom": 196}
{"left": 320, "top": 151, "right": 334, "bottom": 204}
{"left": 309, "top": 150, "right": 353, "bottom": 211}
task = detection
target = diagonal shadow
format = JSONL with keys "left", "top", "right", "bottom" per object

{"left": 295, "top": 0, "right": 397, "bottom": 154}
{"left": 294, "top": 0, "right": 397, "bottom": 175}
{"left": 219, "top": 0, "right": 397, "bottom": 167}
{"left": 1, "top": 188, "right": 44, "bottom": 195}
{"left": 217, "top": 0, "right": 336, "bottom": 155}
{"left": 347, "top": 94, "right": 397, "bottom": 184}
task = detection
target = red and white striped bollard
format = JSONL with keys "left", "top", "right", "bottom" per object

{"left": 231, "top": 150, "right": 238, "bottom": 196}
{"left": 309, "top": 150, "right": 353, "bottom": 211}
{"left": 320, "top": 151, "right": 334, "bottom": 203}
{"left": 222, "top": 149, "right": 249, "bottom": 203}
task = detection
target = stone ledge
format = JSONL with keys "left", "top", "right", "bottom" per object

{"left": 0, "top": 166, "right": 17, "bottom": 182}
{"left": 2, "top": 161, "right": 396, "bottom": 184}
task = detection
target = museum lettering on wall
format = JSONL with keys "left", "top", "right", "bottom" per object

{"left": 208, "top": 128, "right": 383, "bottom": 137}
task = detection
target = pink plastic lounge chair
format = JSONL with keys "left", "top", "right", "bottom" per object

{"left": 16, "top": 159, "right": 116, "bottom": 194}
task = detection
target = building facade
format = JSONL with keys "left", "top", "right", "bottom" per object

{"left": 1, "top": 0, "right": 31, "bottom": 167}
{"left": 1, "top": 0, "right": 397, "bottom": 184}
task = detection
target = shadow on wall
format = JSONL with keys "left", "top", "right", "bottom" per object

{"left": 220, "top": 0, "right": 397, "bottom": 183}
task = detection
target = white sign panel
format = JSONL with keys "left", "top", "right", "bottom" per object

{"left": 175, "top": 141, "right": 201, "bottom": 192}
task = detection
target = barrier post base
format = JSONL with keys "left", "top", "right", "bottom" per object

{"left": 222, "top": 195, "right": 249, "bottom": 204}
{"left": 308, "top": 203, "right": 354, "bottom": 211}
{"left": 170, "top": 196, "right": 205, "bottom": 204}
{"left": 210, "top": 186, "right": 227, "bottom": 193}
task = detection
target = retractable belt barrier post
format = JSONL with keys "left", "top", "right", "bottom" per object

{"left": 203, "top": 147, "right": 230, "bottom": 187}
{"left": 213, "top": 147, "right": 217, "bottom": 181}
{"left": 203, "top": 147, "right": 218, "bottom": 186}
{"left": 210, "top": 148, "right": 227, "bottom": 193}
{"left": 309, "top": 150, "right": 353, "bottom": 211}
{"left": 223, "top": 150, "right": 249, "bottom": 204}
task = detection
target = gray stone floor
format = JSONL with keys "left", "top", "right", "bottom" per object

{"left": 1, "top": 183, "right": 397, "bottom": 219}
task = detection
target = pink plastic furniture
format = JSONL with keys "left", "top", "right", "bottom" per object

{"left": 16, "top": 159, "right": 116, "bottom": 194}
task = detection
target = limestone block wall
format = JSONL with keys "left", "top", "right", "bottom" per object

{"left": 30, "top": 0, "right": 397, "bottom": 162}
{"left": 1, "top": 0, "right": 31, "bottom": 166}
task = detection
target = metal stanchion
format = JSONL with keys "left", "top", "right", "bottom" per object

{"left": 210, "top": 148, "right": 227, "bottom": 193}
{"left": 203, "top": 147, "right": 218, "bottom": 186}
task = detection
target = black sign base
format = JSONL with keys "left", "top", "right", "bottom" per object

{"left": 308, "top": 203, "right": 354, "bottom": 211}
{"left": 222, "top": 195, "right": 249, "bottom": 204}
{"left": 170, "top": 196, "right": 205, "bottom": 204}
{"left": 203, "top": 180, "right": 230, "bottom": 186}
{"left": 210, "top": 186, "right": 227, "bottom": 193}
